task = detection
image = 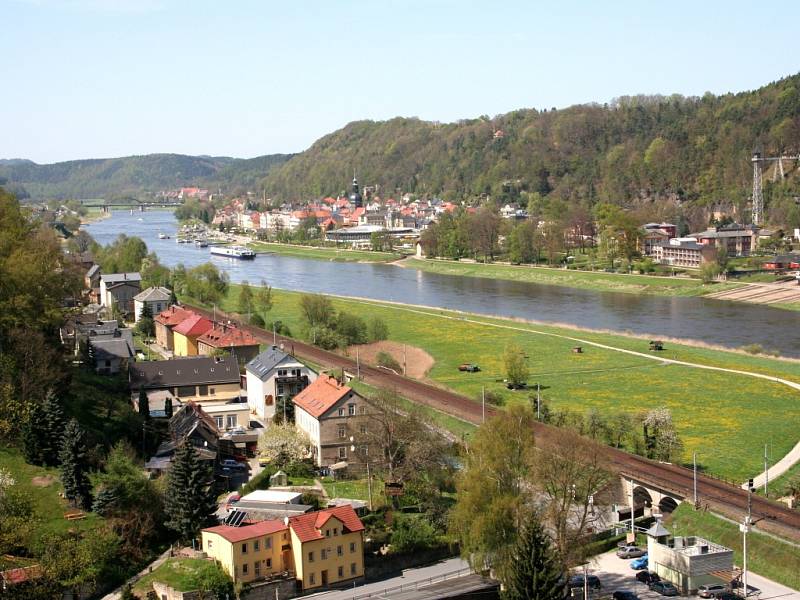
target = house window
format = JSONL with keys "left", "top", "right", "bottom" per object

{"left": 310, "top": 573, "right": 315, "bottom": 585}
{"left": 359, "top": 425, "right": 367, "bottom": 434}
{"left": 361, "top": 445, "right": 369, "bottom": 456}
{"left": 337, "top": 545, "right": 343, "bottom": 556}
{"left": 350, "top": 542, "right": 356, "bottom": 553}
{"left": 325, "top": 529, "right": 330, "bottom": 537}
{"left": 338, "top": 408, "right": 344, "bottom": 417}
{"left": 265, "top": 537, "right": 272, "bottom": 549}
{"left": 226, "top": 415, "right": 237, "bottom": 429}
{"left": 351, "top": 562, "right": 357, "bottom": 575}
{"left": 242, "top": 563, "right": 248, "bottom": 575}
{"left": 242, "top": 542, "right": 248, "bottom": 554}
{"left": 321, "top": 549, "right": 327, "bottom": 560}
{"left": 308, "top": 551, "right": 314, "bottom": 562}
{"left": 338, "top": 426, "right": 345, "bottom": 439}
{"left": 333, "top": 528, "right": 338, "bottom": 536}
{"left": 214, "top": 416, "right": 223, "bottom": 428}
{"left": 338, "top": 566, "right": 344, "bottom": 578}
{"left": 277, "top": 384, "right": 284, "bottom": 396}
{"left": 198, "top": 385, "right": 209, "bottom": 396}
{"left": 292, "top": 368, "right": 301, "bottom": 377}
{"left": 254, "top": 539, "right": 260, "bottom": 551}
{"left": 266, "top": 558, "right": 272, "bottom": 568}
{"left": 177, "top": 385, "right": 195, "bottom": 397}
{"left": 348, "top": 404, "right": 355, "bottom": 416}
{"left": 254, "top": 561, "right": 260, "bottom": 577}
{"left": 359, "top": 406, "right": 366, "bottom": 415}
{"left": 207, "top": 540, "right": 213, "bottom": 549}
{"left": 278, "top": 369, "right": 287, "bottom": 376}
{"left": 209, "top": 387, "right": 215, "bottom": 395}
{"left": 338, "top": 446, "right": 347, "bottom": 459}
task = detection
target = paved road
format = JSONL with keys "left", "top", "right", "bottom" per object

{"left": 301, "top": 557, "right": 471, "bottom": 600}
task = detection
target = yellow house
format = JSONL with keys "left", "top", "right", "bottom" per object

{"left": 172, "top": 314, "right": 213, "bottom": 357}
{"left": 201, "top": 505, "right": 365, "bottom": 591}
{"left": 202, "top": 519, "right": 292, "bottom": 584}
{"left": 288, "top": 505, "right": 365, "bottom": 591}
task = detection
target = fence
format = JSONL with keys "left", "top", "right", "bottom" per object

{"left": 351, "top": 566, "right": 474, "bottom": 599}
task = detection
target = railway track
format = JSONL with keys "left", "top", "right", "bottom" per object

{"left": 189, "top": 304, "right": 800, "bottom": 542}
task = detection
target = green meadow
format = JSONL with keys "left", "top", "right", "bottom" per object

{"left": 205, "top": 286, "right": 800, "bottom": 483}
{"left": 246, "top": 241, "right": 403, "bottom": 263}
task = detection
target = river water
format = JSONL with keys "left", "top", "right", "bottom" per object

{"left": 86, "top": 210, "right": 800, "bottom": 357}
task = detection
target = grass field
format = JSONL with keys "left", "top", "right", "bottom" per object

{"left": 247, "top": 241, "right": 403, "bottom": 263}
{"left": 133, "top": 558, "right": 213, "bottom": 595}
{"left": 207, "top": 286, "right": 800, "bottom": 483}
{"left": 403, "top": 258, "right": 742, "bottom": 297}
{"left": 666, "top": 504, "right": 800, "bottom": 591}
{"left": 0, "top": 447, "right": 101, "bottom": 538}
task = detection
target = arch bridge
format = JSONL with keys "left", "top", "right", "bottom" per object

{"left": 620, "top": 475, "right": 684, "bottom": 518}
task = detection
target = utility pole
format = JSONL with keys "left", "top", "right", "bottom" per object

{"left": 742, "top": 479, "right": 753, "bottom": 599}
{"left": 536, "top": 382, "right": 541, "bottom": 420}
{"left": 629, "top": 478, "right": 635, "bottom": 541}
{"left": 693, "top": 451, "right": 698, "bottom": 507}
{"left": 481, "top": 386, "right": 485, "bottom": 423}
{"left": 366, "top": 462, "right": 373, "bottom": 511}
{"left": 356, "top": 347, "right": 360, "bottom": 379}
{"left": 764, "top": 444, "right": 769, "bottom": 495}
{"left": 273, "top": 323, "right": 277, "bottom": 346}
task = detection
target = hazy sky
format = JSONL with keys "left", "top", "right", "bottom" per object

{"left": 3, "top": 0, "right": 799, "bottom": 163}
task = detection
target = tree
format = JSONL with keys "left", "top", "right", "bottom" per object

{"left": 299, "top": 293, "right": 334, "bottom": 329}
{"left": 120, "top": 585, "right": 135, "bottom": 600}
{"left": 138, "top": 386, "right": 150, "bottom": 421}
{"left": 642, "top": 407, "right": 684, "bottom": 462}
{"left": 335, "top": 312, "right": 367, "bottom": 346}
{"left": 59, "top": 419, "right": 92, "bottom": 510}
{"left": 257, "top": 422, "right": 310, "bottom": 465}
{"left": 238, "top": 280, "right": 254, "bottom": 316}
{"left": 164, "top": 443, "right": 217, "bottom": 543}
{"left": 504, "top": 343, "right": 529, "bottom": 387}
{"left": 136, "top": 302, "right": 155, "bottom": 337}
{"left": 38, "top": 392, "right": 66, "bottom": 467}
{"left": 503, "top": 515, "right": 566, "bottom": 600}
{"left": 367, "top": 317, "right": 389, "bottom": 342}
{"left": 450, "top": 406, "right": 537, "bottom": 578}
{"left": 182, "top": 263, "right": 229, "bottom": 304}
{"left": 273, "top": 395, "right": 295, "bottom": 424}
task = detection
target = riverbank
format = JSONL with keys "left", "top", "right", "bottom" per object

{"left": 246, "top": 240, "right": 404, "bottom": 262}
{"left": 207, "top": 284, "right": 800, "bottom": 483}
{"left": 401, "top": 257, "right": 742, "bottom": 297}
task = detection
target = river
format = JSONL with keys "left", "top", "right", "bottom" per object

{"left": 86, "top": 210, "right": 800, "bottom": 357}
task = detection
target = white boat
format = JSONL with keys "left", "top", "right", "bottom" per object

{"left": 158, "top": 233, "right": 169, "bottom": 239}
{"left": 195, "top": 240, "right": 208, "bottom": 248}
{"left": 209, "top": 245, "right": 256, "bottom": 259}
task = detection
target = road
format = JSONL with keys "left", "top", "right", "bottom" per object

{"left": 187, "top": 304, "right": 800, "bottom": 543}
{"left": 301, "top": 557, "right": 471, "bottom": 600}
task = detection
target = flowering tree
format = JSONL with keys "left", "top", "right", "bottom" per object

{"left": 257, "top": 423, "right": 311, "bottom": 466}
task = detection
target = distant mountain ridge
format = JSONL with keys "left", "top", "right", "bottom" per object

{"left": 0, "top": 153, "right": 291, "bottom": 200}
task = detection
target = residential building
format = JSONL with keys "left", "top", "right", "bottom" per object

{"left": 89, "top": 328, "right": 135, "bottom": 375}
{"left": 144, "top": 403, "right": 219, "bottom": 475}
{"left": 173, "top": 313, "right": 214, "bottom": 356}
{"left": 154, "top": 305, "right": 194, "bottom": 351}
{"left": 691, "top": 223, "right": 760, "bottom": 257}
{"left": 99, "top": 272, "right": 142, "bottom": 315}
{"left": 197, "top": 323, "right": 261, "bottom": 365}
{"left": 646, "top": 521, "right": 733, "bottom": 594}
{"left": 133, "top": 286, "right": 172, "bottom": 322}
{"left": 201, "top": 505, "right": 365, "bottom": 590}
{"left": 651, "top": 238, "right": 717, "bottom": 269}
{"left": 245, "top": 346, "right": 316, "bottom": 420}
{"left": 763, "top": 254, "right": 800, "bottom": 270}
{"left": 641, "top": 224, "right": 674, "bottom": 257}
{"left": 85, "top": 264, "right": 101, "bottom": 290}
{"left": 202, "top": 402, "right": 249, "bottom": 432}
{"left": 291, "top": 374, "right": 372, "bottom": 467}
{"left": 129, "top": 355, "right": 241, "bottom": 409}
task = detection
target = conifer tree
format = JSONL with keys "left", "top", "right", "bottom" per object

{"left": 40, "top": 392, "right": 66, "bottom": 467}
{"left": 21, "top": 403, "right": 46, "bottom": 465}
{"left": 503, "top": 516, "right": 566, "bottom": 600}
{"left": 59, "top": 419, "right": 92, "bottom": 509}
{"left": 138, "top": 386, "right": 150, "bottom": 421}
{"left": 164, "top": 443, "right": 216, "bottom": 542}
{"left": 91, "top": 486, "right": 119, "bottom": 516}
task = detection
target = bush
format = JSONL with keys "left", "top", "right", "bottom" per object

{"left": 285, "top": 460, "right": 315, "bottom": 479}
{"left": 249, "top": 313, "right": 265, "bottom": 328}
{"left": 390, "top": 514, "right": 439, "bottom": 554}
{"left": 239, "top": 466, "right": 277, "bottom": 495}
{"left": 376, "top": 351, "right": 401, "bottom": 372}
{"left": 301, "top": 492, "right": 322, "bottom": 510}
{"left": 267, "top": 320, "right": 292, "bottom": 337}
{"left": 477, "top": 390, "right": 504, "bottom": 406}
{"left": 335, "top": 312, "right": 368, "bottom": 345}
{"left": 368, "top": 318, "right": 389, "bottom": 342}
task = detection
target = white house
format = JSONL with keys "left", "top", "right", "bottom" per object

{"left": 244, "top": 346, "right": 316, "bottom": 420}
{"left": 133, "top": 286, "right": 172, "bottom": 322}
{"left": 99, "top": 272, "right": 141, "bottom": 315}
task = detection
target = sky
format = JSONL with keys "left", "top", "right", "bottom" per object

{"left": 3, "top": 0, "right": 800, "bottom": 163}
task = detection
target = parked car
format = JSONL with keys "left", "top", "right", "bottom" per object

{"left": 630, "top": 555, "right": 649, "bottom": 570}
{"left": 257, "top": 456, "right": 270, "bottom": 467}
{"left": 648, "top": 581, "right": 678, "bottom": 596}
{"left": 613, "top": 591, "right": 640, "bottom": 600}
{"left": 220, "top": 459, "right": 247, "bottom": 470}
{"left": 635, "top": 571, "right": 660, "bottom": 585}
{"left": 232, "top": 453, "right": 247, "bottom": 463}
{"left": 698, "top": 584, "right": 728, "bottom": 598}
{"left": 224, "top": 492, "right": 241, "bottom": 508}
{"left": 229, "top": 425, "right": 247, "bottom": 435}
{"left": 249, "top": 420, "right": 264, "bottom": 429}
{"left": 506, "top": 381, "right": 528, "bottom": 390}
{"left": 569, "top": 574, "right": 602, "bottom": 591}
{"left": 617, "top": 545, "right": 646, "bottom": 559}
{"left": 458, "top": 363, "right": 481, "bottom": 372}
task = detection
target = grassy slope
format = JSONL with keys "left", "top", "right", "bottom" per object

{"left": 404, "top": 258, "right": 742, "bottom": 297}
{"left": 247, "top": 241, "right": 403, "bottom": 263}
{"left": 666, "top": 504, "right": 800, "bottom": 591}
{"left": 133, "top": 558, "right": 211, "bottom": 594}
{"left": 211, "top": 286, "right": 800, "bottom": 482}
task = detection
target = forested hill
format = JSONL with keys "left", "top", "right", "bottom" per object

{"left": 0, "top": 152, "right": 291, "bottom": 200}
{"left": 261, "top": 73, "right": 800, "bottom": 210}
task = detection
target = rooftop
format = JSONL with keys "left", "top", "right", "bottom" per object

{"left": 129, "top": 355, "right": 239, "bottom": 389}
{"left": 245, "top": 345, "right": 300, "bottom": 380}
{"left": 291, "top": 374, "right": 351, "bottom": 418}
{"left": 197, "top": 323, "right": 259, "bottom": 349}
{"left": 101, "top": 272, "right": 141, "bottom": 284}
{"left": 203, "top": 518, "right": 287, "bottom": 544}
{"left": 661, "top": 535, "right": 731, "bottom": 557}
{"left": 155, "top": 305, "right": 194, "bottom": 327}
{"left": 134, "top": 286, "right": 172, "bottom": 302}
{"left": 241, "top": 490, "right": 303, "bottom": 504}
{"left": 288, "top": 505, "right": 364, "bottom": 543}
{"left": 173, "top": 314, "right": 213, "bottom": 337}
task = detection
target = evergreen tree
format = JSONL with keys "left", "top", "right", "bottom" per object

{"left": 138, "top": 386, "right": 150, "bottom": 421}
{"left": 503, "top": 517, "right": 566, "bottom": 600}
{"left": 40, "top": 392, "right": 66, "bottom": 467}
{"left": 120, "top": 584, "right": 135, "bottom": 600}
{"left": 91, "top": 486, "right": 119, "bottom": 516}
{"left": 21, "top": 403, "right": 46, "bottom": 465}
{"left": 137, "top": 302, "right": 155, "bottom": 337}
{"left": 59, "top": 419, "right": 92, "bottom": 510}
{"left": 164, "top": 443, "right": 217, "bottom": 543}
{"left": 164, "top": 397, "right": 173, "bottom": 419}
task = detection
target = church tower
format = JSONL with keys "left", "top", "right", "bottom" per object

{"left": 349, "top": 174, "right": 363, "bottom": 209}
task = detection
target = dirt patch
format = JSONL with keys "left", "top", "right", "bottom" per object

{"left": 31, "top": 476, "right": 54, "bottom": 488}
{"left": 346, "top": 341, "right": 434, "bottom": 379}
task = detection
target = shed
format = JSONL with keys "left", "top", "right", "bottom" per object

{"left": 270, "top": 470, "right": 288, "bottom": 487}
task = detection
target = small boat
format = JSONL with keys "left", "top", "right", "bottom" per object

{"left": 195, "top": 240, "right": 208, "bottom": 248}
{"left": 158, "top": 233, "right": 169, "bottom": 239}
{"left": 209, "top": 245, "right": 256, "bottom": 259}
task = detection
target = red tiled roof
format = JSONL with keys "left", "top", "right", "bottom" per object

{"left": 197, "top": 324, "right": 259, "bottom": 348}
{"left": 173, "top": 314, "right": 213, "bottom": 337}
{"left": 0, "top": 565, "right": 42, "bottom": 585}
{"left": 155, "top": 306, "right": 193, "bottom": 327}
{"left": 289, "top": 505, "right": 364, "bottom": 543}
{"left": 203, "top": 518, "right": 287, "bottom": 543}
{"left": 291, "top": 374, "right": 351, "bottom": 419}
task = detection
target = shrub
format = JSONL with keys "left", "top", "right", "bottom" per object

{"left": 376, "top": 351, "right": 401, "bottom": 372}
{"left": 285, "top": 460, "right": 316, "bottom": 479}
{"left": 368, "top": 317, "right": 389, "bottom": 342}
{"left": 390, "top": 514, "right": 438, "bottom": 554}
{"left": 239, "top": 466, "right": 277, "bottom": 495}
{"left": 249, "top": 313, "right": 265, "bottom": 328}
{"left": 300, "top": 492, "right": 322, "bottom": 510}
